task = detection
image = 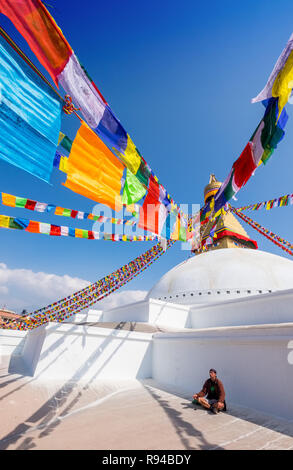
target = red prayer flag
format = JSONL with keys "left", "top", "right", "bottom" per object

{"left": 25, "top": 199, "right": 37, "bottom": 211}
{"left": 0, "top": 0, "right": 72, "bottom": 86}
{"left": 138, "top": 176, "right": 160, "bottom": 234}
{"left": 232, "top": 142, "right": 257, "bottom": 190}
{"left": 50, "top": 225, "right": 61, "bottom": 236}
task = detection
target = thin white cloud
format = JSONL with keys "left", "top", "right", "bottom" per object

{"left": 0, "top": 262, "right": 147, "bottom": 314}
{"left": 0, "top": 262, "right": 89, "bottom": 313}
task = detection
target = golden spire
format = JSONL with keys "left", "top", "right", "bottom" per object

{"left": 192, "top": 175, "right": 258, "bottom": 253}
{"left": 204, "top": 174, "right": 222, "bottom": 204}
{"left": 209, "top": 174, "right": 217, "bottom": 184}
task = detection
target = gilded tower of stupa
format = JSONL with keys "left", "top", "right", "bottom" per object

{"left": 199, "top": 174, "right": 257, "bottom": 252}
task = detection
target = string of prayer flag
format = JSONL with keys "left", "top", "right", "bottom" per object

{"left": 1, "top": 240, "right": 175, "bottom": 330}
{"left": 0, "top": 213, "right": 159, "bottom": 242}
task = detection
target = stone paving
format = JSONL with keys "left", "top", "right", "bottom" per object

{"left": 1, "top": 357, "right": 293, "bottom": 450}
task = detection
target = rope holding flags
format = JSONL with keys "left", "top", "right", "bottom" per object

{"left": 235, "top": 193, "right": 293, "bottom": 213}
{"left": 1, "top": 192, "right": 141, "bottom": 225}
{"left": 0, "top": 213, "right": 160, "bottom": 242}
{"left": 232, "top": 208, "right": 293, "bottom": 256}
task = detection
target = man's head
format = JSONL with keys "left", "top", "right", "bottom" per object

{"left": 209, "top": 368, "right": 217, "bottom": 381}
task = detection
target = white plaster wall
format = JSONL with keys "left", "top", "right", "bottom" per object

{"left": 0, "top": 329, "right": 27, "bottom": 356}
{"left": 9, "top": 323, "right": 153, "bottom": 383}
{"left": 101, "top": 299, "right": 191, "bottom": 329}
{"left": 148, "top": 300, "right": 191, "bottom": 328}
{"left": 152, "top": 323, "right": 293, "bottom": 420}
{"left": 190, "top": 288, "right": 293, "bottom": 329}
{"left": 8, "top": 324, "right": 46, "bottom": 376}
{"left": 63, "top": 309, "right": 103, "bottom": 323}
{"left": 102, "top": 300, "right": 149, "bottom": 323}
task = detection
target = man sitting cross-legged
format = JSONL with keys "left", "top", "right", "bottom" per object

{"left": 192, "top": 368, "right": 226, "bottom": 414}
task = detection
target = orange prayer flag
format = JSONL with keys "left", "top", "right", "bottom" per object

{"left": 75, "top": 229, "right": 83, "bottom": 238}
{"left": 27, "top": 221, "right": 40, "bottom": 233}
{"left": 63, "top": 121, "right": 124, "bottom": 211}
{"left": 2, "top": 193, "right": 16, "bottom": 207}
{"left": 55, "top": 206, "right": 64, "bottom": 216}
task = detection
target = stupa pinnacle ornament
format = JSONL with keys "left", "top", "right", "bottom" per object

{"left": 204, "top": 174, "right": 222, "bottom": 204}
{"left": 194, "top": 175, "right": 258, "bottom": 253}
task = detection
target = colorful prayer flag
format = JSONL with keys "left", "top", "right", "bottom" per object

{"left": 63, "top": 121, "right": 124, "bottom": 211}
{"left": 0, "top": 0, "right": 72, "bottom": 86}
{"left": 252, "top": 33, "right": 293, "bottom": 119}
{"left": 122, "top": 169, "right": 146, "bottom": 205}
{"left": 138, "top": 177, "right": 161, "bottom": 234}
{"left": 0, "top": 32, "right": 62, "bottom": 182}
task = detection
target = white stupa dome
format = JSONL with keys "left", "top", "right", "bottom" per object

{"left": 147, "top": 248, "right": 293, "bottom": 304}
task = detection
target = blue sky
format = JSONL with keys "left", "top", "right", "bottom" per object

{"left": 1, "top": 0, "right": 293, "bottom": 311}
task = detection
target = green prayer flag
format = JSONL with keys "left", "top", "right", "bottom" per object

{"left": 15, "top": 197, "right": 27, "bottom": 208}
{"left": 136, "top": 160, "right": 151, "bottom": 187}
{"left": 122, "top": 169, "right": 146, "bottom": 205}
{"left": 63, "top": 208, "right": 71, "bottom": 217}
{"left": 179, "top": 224, "right": 187, "bottom": 242}
{"left": 261, "top": 148, "right": 274, "bottom": 165}
{"left": 9, "top": 217, "right": 24, "bottom": 230}
{"left": 60, "top": 135, "right": 73, "bottom": 153}
{"left": 261, "top": 99, "right": 285, "bottom": 163}
{"left": 223, "top": 170, "right": 236, "bottom": 200}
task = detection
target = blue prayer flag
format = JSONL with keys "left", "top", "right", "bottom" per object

{"left": 0, "top": 34, "right": 63, "bottom": 182}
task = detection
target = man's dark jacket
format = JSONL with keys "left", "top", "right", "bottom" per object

{"left": 197, "top": 378, "right": 226, "bottom": 404}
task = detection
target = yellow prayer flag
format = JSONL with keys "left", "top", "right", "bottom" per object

{"left": 2, "top": 193, "right": 16, "bottom": 207}
{"left": 124, "top": 135, "right": 141, "bottom": 174}
{"left": 59, "top": 156, "right": 68, "bottom": 173}
{"left": 272, "top": 50, "right": 293, "bottom": 120}
{"left": 75, "top": 229, "right": 83, "bottom": 238}
{"left": 58, "top": 132, "right": 66, "bottom": 145}
{"left": 0, "top": 214, "right": 10, "bottom": 228}
{"left": 112, "top": 135, "right": 141, "bottom": 175}
{"left": 55, "top": 206, "right": 64, "bottom": 216}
